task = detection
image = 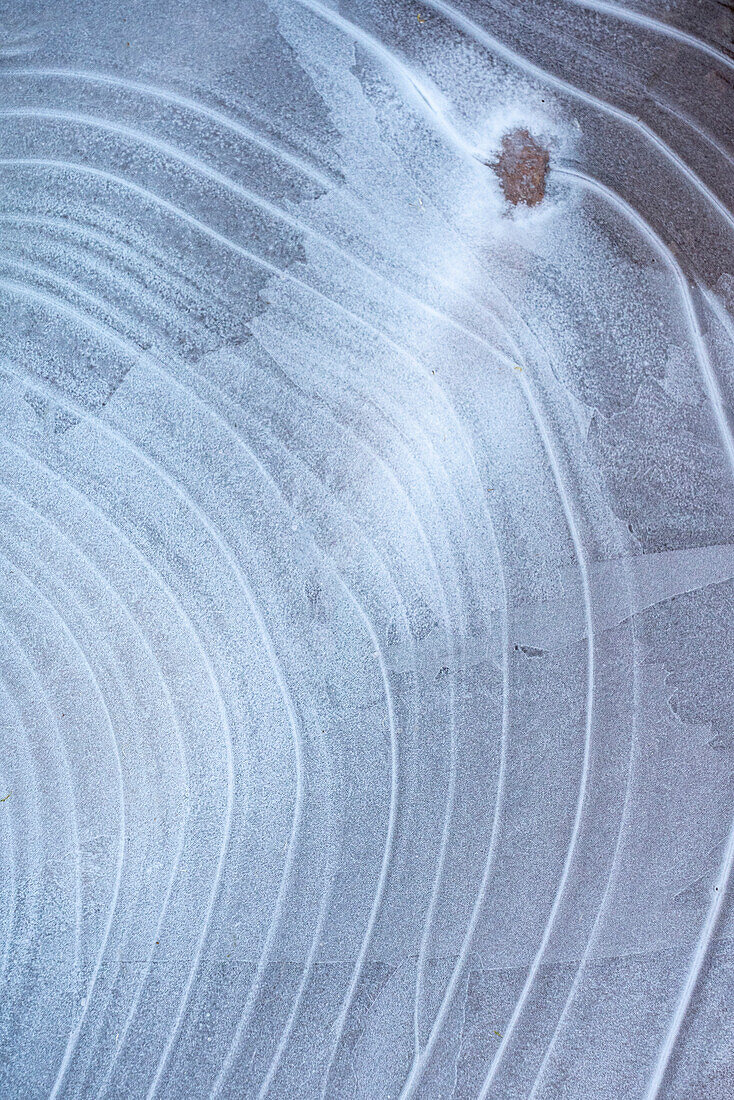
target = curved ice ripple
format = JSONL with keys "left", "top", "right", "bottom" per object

{"left": 0, "top": 0, "right": 732, "bottom": 1097}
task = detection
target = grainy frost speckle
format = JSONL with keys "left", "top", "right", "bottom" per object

{"left": 0, "top": 1, "right": 733, "bottom": 1097}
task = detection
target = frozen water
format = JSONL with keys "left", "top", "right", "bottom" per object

{"left": 0, "top": 1, "right": 733, "bottom": 1097}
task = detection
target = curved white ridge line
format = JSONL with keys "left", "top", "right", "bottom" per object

{"left": 0, "top": 281, "right": 303, "bottom": 1098}
{"left": 0, "top": 550, "right": 126, "bottom": 1100}
{"left": 0, "top": 517, "right": 126, "bottom": 1064}
{"left": 0, "top": 256, "right": 412, "bottom": 1092}
{"left": 473, "top": 375, "right": 595, "bottom": 1098}
{"left": 555, "top": 165, "right": 734, "bottom": 1100}
{"left": 0, "top": 308, "right": 242, "bottom": 1100}
{"left": 0, "top": 159, "right": 534, "bottom": 401}
{"left": 184, "top": 369, "right": 417, "bottom": 1096}
{"left": 411, "top": 644, "right": 458, "bottom": 1047}
{"left": 641, "top": 289, "right": 734, "bottom": 1100}
{"left": 316, "top": 598, "right": 400, "bottom": 1099}
{"left": 256, "top": 856, "right": 334, "bottom": 1098}
{"left": 186, "top": 253, "right": 484, "bottom": 1093}
{"left": 0, "top": 687, "right": 18, "bottom": 979}
{"left": 300, "top": 373, "right": 463, "bottom": 1078}
{"left": 557, "top": 165, "right": 734, "bottom": 481}
{"left": 0, "top": 213, "right": 212, "bottom": 339}
{"left": 5, "top": 148, "right": 595, "bottom": 1097}
{"left": 0, "top": 66, "right": 345, "bottom": 196}
{"left": 0, "top": 456, "right": 192, "bottom": 1095}
{"left": 4, "top": 224, "right": 479, "bottom": 1098}
{"left": 209, "top": 801, "right": 306, "bottom": 1096}
{"left": 0, "top": 603, "right": 83, "bottom": 975}
{"left": 398, "top": 483, "right": 509, "bottom": 1097}
{"left": 409, "top": 434, "right": 507, "bottom": 1068}
{"left": 696, "top": 290, "right": 734, "bottom": 480}
{"left": 0, "top": 123, "right": 492, "bottom": 357}
{"left": 197, "top": 346, "right": 474, "bottom": 1094}
{"left": 3, "top": 152, "right": 586, "bottom": 1096}
{"left": 0, "top": 717, "right": 18, "bottom": 981}
{"left": 528, "top": 586, "right": 641, "bottom": 1098}
{"left": 650, "top": 95, "right": 734, "bottom": 172}
{"left": 291, "top": 374, "right": 467, "bottom": 1099}
{"left": 399, "top": 261, "right": 596, "bottom": 1092}
{"left": 0, "top": 644, "right": 46, "bottom": 987}
{"left": 7, "top": 209, "right": 584, "bottom": 1093}
{"left": 644, "top": 821, "right": 734, "bottom": 1099}
{"left": 0, "top": 429, "right": 236, "bottom": 1095}
{"left": 0, "top": 105, "right": 338, "bottom": 236}
{"left": 291, "top": 0, "right": 479, "bottom": 160}
{"left": 412, "top": 0, "right": 734, "bottom": 235}
{"left": 560, "top": 0, "right": 734, "bottom": 74}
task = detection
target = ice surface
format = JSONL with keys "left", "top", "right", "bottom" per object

{"left": 0, "top": 1, "right": 733, "bottom": 1097}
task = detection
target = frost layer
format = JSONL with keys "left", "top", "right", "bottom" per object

{"left": 0, "top": 1, "right": 733, "bottom": 1098}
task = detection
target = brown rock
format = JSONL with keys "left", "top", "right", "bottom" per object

{"left": 492, "top": 129, "right": 549, "bottom": 207}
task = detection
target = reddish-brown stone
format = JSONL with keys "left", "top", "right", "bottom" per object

{"left": 492, "top": 129, "right": 549, "bottom": 207}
